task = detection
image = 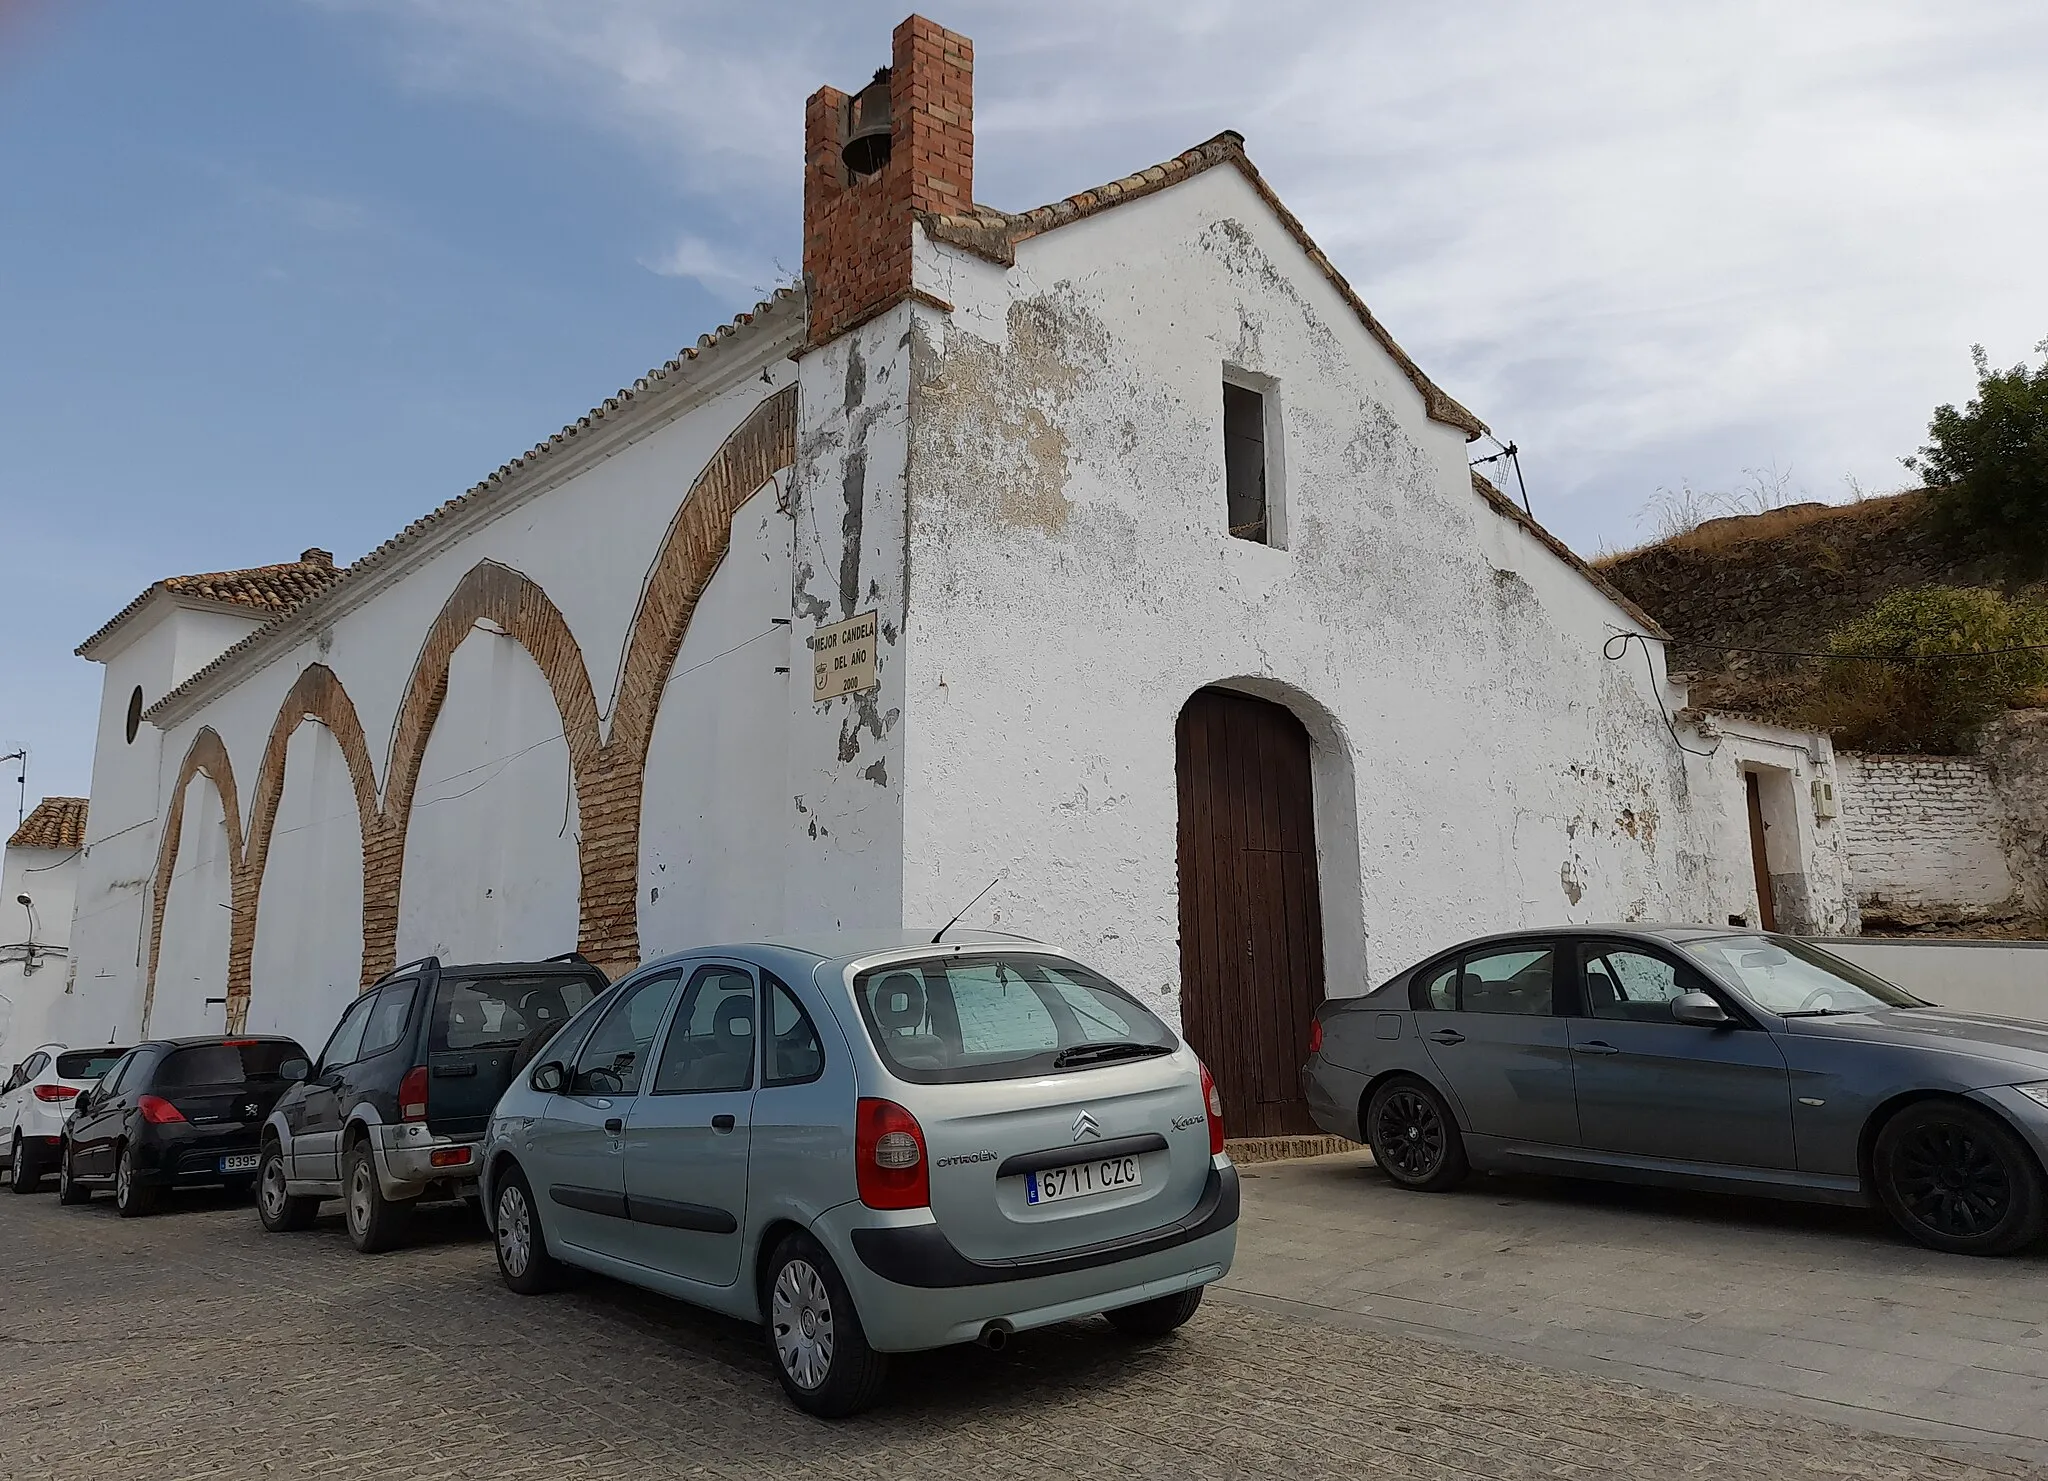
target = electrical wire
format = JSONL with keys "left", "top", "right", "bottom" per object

{"left": 1603, "top": 632, "right": 1719, "bottom": 757}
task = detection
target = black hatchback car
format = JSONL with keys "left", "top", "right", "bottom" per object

{"left": 59, "top": 1036, "right": 310, "bottom": 1217}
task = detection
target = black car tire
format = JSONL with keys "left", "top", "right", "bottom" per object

{"left": 1873, "top": 1099, "right": 2048, "bottom": 1257}
{"left": 1366, "top": 1075, "right": 1470, "bottom": 1192}
{"left": 764, "top": 1231, "right": 889, "bottom": 1419}
{"left": 57, "top": 1143, "right": 91, "bottom": 1205}
{"left": 344, "top": 1139, "right": 412, "bottom": 1254}
{"left": 9, "top": 1135, "right": 42, "bottom": 1194}
{"left": 492, "top": 1164, "right": 565, "bottom": 1295}
{"left": 1105, "top": 1285, "right": 1204, "bottom": 1338}
{"left": 114, "top": 1142, "right": 160, "bottom": 1218}
{"left": 256, "top": 1142, "right": 320, "bottom": 1232}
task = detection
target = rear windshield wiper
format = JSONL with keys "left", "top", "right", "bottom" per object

{"left": 1052, "top": 1041, "right": 1173, "bottom": 1069}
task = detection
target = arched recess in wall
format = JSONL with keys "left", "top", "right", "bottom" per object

{"left": 581, "top": 384, "right": 797, "bottom": 976}
{"left": 1172, "top": 678, "right": 1364, "bottom": 1138}
{"left": 365, "top": 561, "right": 604, "bottom": 982}
{"left": 143, "top": 727, "right": 244, "bottom": 1036}
{"left": 235, "top": 663, "right": 383, "bottom": 1035}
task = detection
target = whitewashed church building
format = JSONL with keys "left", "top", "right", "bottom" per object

{"left": 42, "top": 16, "right": 1851, "bottom": 1136}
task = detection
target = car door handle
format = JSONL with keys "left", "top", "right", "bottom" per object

{"left": 604, "top": 1117, "right": 623, "bottom": 1135}
{"left": 711, "top": 1114, "right": 736, "bottom": 1133}
{"left": 1427, "top": 1030, "right": 1465, "bottom": 1045}
{"left": 1578, "top": 1041, "right": 1621, "bottom": 1056}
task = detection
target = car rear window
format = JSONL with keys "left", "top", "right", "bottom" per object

{"left": 851, "top": 953, "right": 1177, "bottom": 1085}
{"left": 156, "top": 1041, "right": 303, "bottom": 1088}
{"left": 55, "top": 1049, "right": 128, "bottom": 1080}
{"left": 433, "top": 973, "right": 605, "bottom": 1052}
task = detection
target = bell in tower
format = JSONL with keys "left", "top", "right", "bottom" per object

{"left": 841, "top": 68, "right": 893, "bottom": 176}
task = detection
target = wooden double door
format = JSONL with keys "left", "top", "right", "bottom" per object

{"left": 1175, "top": 688, "right": 1327, "bottom": 1139}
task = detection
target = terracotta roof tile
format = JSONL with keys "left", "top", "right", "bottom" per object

{"left": 76, "top": 550, "right": 343, "bottom": 658}
{"left": 920, "top": 131, "right": 1488, "bottom": 439}
{"left": 143, "top": 288, "right": 803, "bottom": 724}
{"left": 7, "top": 796, "right": 87, "bottom": 851}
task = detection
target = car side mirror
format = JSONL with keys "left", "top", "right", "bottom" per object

{"left": 531, "top": 1060, "right": 566, "bottom": 1093}
{"left": 1672, "top": 991, "right": 1733, "bottom": 1028}
{"left": 281, "top": 1058, "right": 311, "bottom": 1084}
{"left": 73, "top": 1090, "right": 93, "bottom": 1115}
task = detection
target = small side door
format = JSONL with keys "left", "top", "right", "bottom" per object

{"left": 525, "top": 969, "right": 684, "bottom": 1258}
{"left": 347, "top": 976, "right": 421, "bottom": 1127}
{"left": 74, "top": 1050, "right": 142, "bottom": 1177}
{"left": 1567, "top": 940, "right": 1796, "bottom": 1170}
{"left": 293, "top": 992, "right": 379, "bottom": 1184}
{"left": 618, "top": 963, "right": 758, "bottom": 1287}
{"left": 1412, "top": 941, "right": 1581, "bottom": 1148}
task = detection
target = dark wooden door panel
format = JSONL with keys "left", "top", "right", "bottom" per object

{"left": 1176, "top": 688, "right": 1327, "bottom": 1140}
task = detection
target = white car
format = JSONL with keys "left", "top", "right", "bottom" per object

{"left": 0, "top": 1044, "right": 129, "bottom": 1192}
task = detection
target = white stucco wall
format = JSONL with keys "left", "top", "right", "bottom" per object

{"left": 150, "top": 771, "right": 233, "bottom": 1038}
{"left": 1699, "top": 716, "right": 1856, "bottom": 937}
{"left": 396, "top": 629, "right": 582, "bottom": 966}
{"left": 58, "top": 326, "right": 802, "bottom": 1042}
{"left": 245, "top": 721, "right": 366, "bottom": 1048}
{"left": 1836, "top": 753, "right": 2019, "bottom": 926}
{"left": 0, "top": 842, "right": 80, "bottom": 1063}
{"left": 783, "top": 305, "right": 913, "bottom": 932}
{"left": 896, "top": 168, "right": 1792, "bottom": 1017}
{"left": 638, "top": 484, "right": 793, "bottom": 957}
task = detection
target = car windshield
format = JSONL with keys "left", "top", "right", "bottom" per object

{"left": 156, "top": 1041, "right": 303, "bottom": 1087}
{"left": 1680, "top": 935, "right": 1925, "bottom": 1016}
{"left": 851, "top": 952, "right": 1177, "bottom": 1085}
{"left": 433, "top": 973, "right": 604, "bottom": 1052}
{"left": 55, "top": 1049, "right": 128, "bottom": 1080}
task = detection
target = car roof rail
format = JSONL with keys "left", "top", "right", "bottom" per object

{"left": 381, "top": 955, "right": 440, "bottom": 982}
{"left": 545, "top": 950, "right": 593, "bottom": 966}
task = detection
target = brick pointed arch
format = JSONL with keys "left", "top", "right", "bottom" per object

{"left": 230, "top": 664, "right": 383, "bottom": 1027}
{"left": 579, "top": 385, "right": 799, "bottom": 972}
{"left": 365, "top": 560, "right": 605, "bottom": 981}
{"left": 143, "top": 727, "right": 243, "bottom": 1034}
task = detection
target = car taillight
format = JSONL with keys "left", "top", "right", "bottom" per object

{"left": 1198, "top": 1061, "right": 1226, "bottom": 1157}
{"left": 399, "top": 1065, "right": 429, "bottom": 1122}
{"left": 32, "top": 1084, "right": 79, "bottom": 1103}
{"left": 136, "top": 1094, "right": 186, "bottom": 1125}
{"left": 855, "top": 1098, "right": 929, "bottom": 1210}
{"left": 1308, "top": 1018, "right": 1324, "bottom": 1056}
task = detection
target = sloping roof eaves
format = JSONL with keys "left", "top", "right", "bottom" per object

{"left": 7, "top": 796, "right": 87, "bottom": 851}
{"left": 75, "top": 553, "right": 342, "bottom": 659}
{"left": 144, "top": 287, "right": 804, "bottom": 727}
{"left": 1472, "top": 472, "right": 1669, "bottom": 641}
{"left": 920, "top": 131, "right": 1488, "bottom": 441}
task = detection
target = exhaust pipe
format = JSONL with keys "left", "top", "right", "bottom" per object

{"left": 977, "top": 1319, "right": 1013, "bottom": 1351}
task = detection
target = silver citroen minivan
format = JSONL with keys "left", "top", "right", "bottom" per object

{"left": 479, "top": 931, "right": 1238, "bottom": 1416}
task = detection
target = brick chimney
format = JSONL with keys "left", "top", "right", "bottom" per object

{"left": 802, "top": 15, "right": 973, "bottom": 348}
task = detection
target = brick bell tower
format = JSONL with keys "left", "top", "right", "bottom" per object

{"left": 803, "top": 15, "right": 973, "bottom": 348}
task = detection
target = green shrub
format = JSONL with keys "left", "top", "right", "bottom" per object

{"left": 1906, "top": 340, "right": 2048, "bottom": 563}
{"left": 1814, "top": 585, "right": 2048, "bottom": 753}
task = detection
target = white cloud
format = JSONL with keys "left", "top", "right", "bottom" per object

{"left": 322, "top": 0, "right": 2048, "bottom": 549}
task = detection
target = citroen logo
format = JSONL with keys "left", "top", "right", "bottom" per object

{"left": 1071, "top": 1111, "right": 1100, "bottom": 1142}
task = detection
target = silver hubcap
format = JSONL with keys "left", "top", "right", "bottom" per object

{"left": 497, "top": 1186, "right": 531, "bottom": 1276}
{"left": 116, "top": 1153, "right": 131, "bottom": 1205}
{"left": 260, "top": 1155, "right": 287, "bottom": 1220}
{"left": 771, "top": 1259, "right": 835, "bottom": 1390}
{"left": 349, "top": 1160, "right": 373, "bottom": 1233}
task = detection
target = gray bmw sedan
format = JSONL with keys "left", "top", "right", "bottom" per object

{"left": 1303, "top": 926, "right": 2048, "bottom": 1256}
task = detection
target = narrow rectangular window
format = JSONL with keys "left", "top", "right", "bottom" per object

{"left": 1223, "top": 381, "right": 1268, "bottom": 543}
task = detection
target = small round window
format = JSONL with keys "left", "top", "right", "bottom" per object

{"left": 125, "top": 685, "right": 144, "bottom": 744}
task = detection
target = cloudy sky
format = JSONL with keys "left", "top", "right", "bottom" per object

{"left": 3, "top": 0, "right": 2045, "bottom": 808}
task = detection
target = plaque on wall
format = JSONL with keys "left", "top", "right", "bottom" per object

{"left": 811, "top": 610, "right": 879, "bottom": 702}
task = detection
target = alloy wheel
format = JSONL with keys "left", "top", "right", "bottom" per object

{"left": 348, "top": 1157, "right": 375, "bottom": 1235}
{"left": 771, "top": 1259, "right": 836, "bottom": 1390}
{"left": 497, "top": 1185, "right": 532, "bottom": 1277}
{"left": 1892, "top": 1121, "right": 2012, "bottom": 1238}
{"left": 1374, "top": 1088, "right": 1447, "bottom": 1181}
{"left": 115, "top": 1150, "right": 132, "bottom": 1208}
{"left": 259, "top": 1154, "right": 288, "bottom": 1223}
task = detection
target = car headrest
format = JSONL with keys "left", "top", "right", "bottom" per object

{"left": 720, "top": 1004, "right": 753, "bottom": 1041}
{"left": 872, "top": 972, "right": 926, "bottom": 1032}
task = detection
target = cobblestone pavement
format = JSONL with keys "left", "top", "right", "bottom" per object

{"left": 0, "top": 1185, "right": 2040, "bottom": 1481}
